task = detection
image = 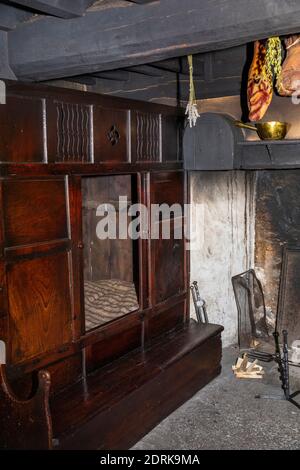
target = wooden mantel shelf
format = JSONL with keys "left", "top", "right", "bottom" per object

{"left": 237, "top": 139, "right": 300, "bottom": 170}
{"left": 239, "top": 139, "right": 300, "bottom": 146}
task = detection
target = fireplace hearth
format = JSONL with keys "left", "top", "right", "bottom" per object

{"left": 190, "top": 169, "right": 300, "bottom": 352}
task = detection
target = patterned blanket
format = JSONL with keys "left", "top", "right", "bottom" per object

{"left": 84, "top": 279, "right": 139, "bottom": 330}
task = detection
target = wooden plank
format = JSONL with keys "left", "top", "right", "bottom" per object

{"left": 8, "top": 0, "right": 300, "bottom": 80}
{"left": 8, "top": 1, "right": 94, "bottom": 19}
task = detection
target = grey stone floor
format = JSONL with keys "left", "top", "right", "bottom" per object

{"left": 133, "top": 345, "right": 300, "bottom": 450}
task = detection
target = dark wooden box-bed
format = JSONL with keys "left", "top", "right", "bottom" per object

{"left": 0, "top": 81, "right": 223, "bottom": 450}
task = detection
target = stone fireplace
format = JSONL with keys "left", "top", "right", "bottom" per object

{"left": 189, "top": 95, "right": 300, "bottom": 348}
{"left": 190, "top": 169, "right": 300, "bottom": 347}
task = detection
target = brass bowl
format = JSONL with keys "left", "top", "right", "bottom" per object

{"left": 234, "top": 120, "right": 288, "bottom": 140}
{"left": 255, "top": 121, "right": 288, "bottom": 140}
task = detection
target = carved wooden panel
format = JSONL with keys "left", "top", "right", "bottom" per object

{"left": 47, "top": 100, "right": 92, "bottom": 162}
{"left": 7, "top": 251, "right": 73, "bottom": 364}
{"left": 3, "top": 179, "right": 68, "bottom": 248}
{"left": 132, "top": 111, "right": 161, "bottom": 162}
{"left": 0, "top": 96, "right": 46, "bottom": 163}
{"left": 93, "top": 107, "right": 129, "bottom": 162}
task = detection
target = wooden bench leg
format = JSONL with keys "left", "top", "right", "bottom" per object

{"left": 0, "top": 357, "right": 53, "bottom": 449}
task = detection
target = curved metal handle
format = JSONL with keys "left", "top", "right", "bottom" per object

{"left": 234, "top": 120, "right": 257, "bottom": 132}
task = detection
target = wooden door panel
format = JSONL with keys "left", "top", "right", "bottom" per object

{"left": 3, "top": 179, "right": 68, "bottom": 248}
{"left": 7, "top": 251, "right": 73, "bottom": 364}
{"left": 150, "top": 171, "right": 186, "bottom": 306}
{"left": 151, "top": 171, "right": 184, "bottom": 208}
{"left": 0, "top": 96, "right": 46, "bottom": 163}
{"left": 152, "top": 222, "right": 185, "bottom": 304}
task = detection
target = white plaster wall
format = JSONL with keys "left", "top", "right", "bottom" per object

{"left": 190, "top": 171, "right": 255, "bottom": 346}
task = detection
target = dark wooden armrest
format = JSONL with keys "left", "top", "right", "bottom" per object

{"left": 0, "top": 357, "right": 53, "bottom": 449}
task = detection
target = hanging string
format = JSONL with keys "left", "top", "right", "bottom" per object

{"left": 185, "top": 55, "right": 200, "bottom": 128}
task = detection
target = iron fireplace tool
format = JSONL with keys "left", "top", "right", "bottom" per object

{"left": 190, "top": 281, "right": 209, "bottom": 324}
{"left": 255, "top": 330, "right": 300, "bottom": 409}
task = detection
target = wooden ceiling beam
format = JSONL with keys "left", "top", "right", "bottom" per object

{"left": 66, "top": 45, "right": 247, "bottom": 102}
{"left": 91, "top": 70, "right": 131, "bottom": 82}
{"left": 124, "top": 65, "right": 164, "bottom": 77}
{"left": 8, "top": 0, "right": 300, "bottom": 81}
{"left": 0, "top": 4, "right": 32, "bottom": 31}
{"left": 80, "top": 71, "right": 242, "bottom": 104}
{"left": 7, "top": 0, "right": 94, "bottom": 19}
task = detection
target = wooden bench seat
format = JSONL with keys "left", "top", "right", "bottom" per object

{"left": 50, "top": 322, "right": 223, "bottom": 450}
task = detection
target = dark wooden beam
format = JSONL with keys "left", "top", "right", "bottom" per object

{"left": 84, "top": 73, "right": 242, "bottom": 105}
{"left": 124, "top": 65, "right": 164, "bottom": 77}
{"left": 91, "top": 70, "right": 130, "bottom": 82}
{"left": 0, "top": 4, "right": 32, "bottom": 31}
{"left": 45, "top": 45, "right": 247, "bottom": 104}
{"left": 9, "top": 0, "right": 300, "bottom": 81}
{"left": 126, "top": 1, "right": 157, "bottom": 3}
{"left": 7, "top": 0, "right": 94, "bottom": 19}
{"left": 64, "top": 75, "right": 97, "bottom": 86}
{"left": 74, "top": 45, "right": 246, "bottom": 103}
{"left": 152, "top": 56, "right": 205, "bottom": 77}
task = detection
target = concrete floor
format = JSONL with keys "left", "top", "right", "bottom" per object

{"left": 133, "top": 345, "right": 300, "bottom": 450}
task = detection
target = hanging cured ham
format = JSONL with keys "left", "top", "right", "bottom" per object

{"left": 277, "top": 35, "right": 300, "bottom": 96}
{"left": 247, "top": 40, "right": 273, "bottom": 122}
